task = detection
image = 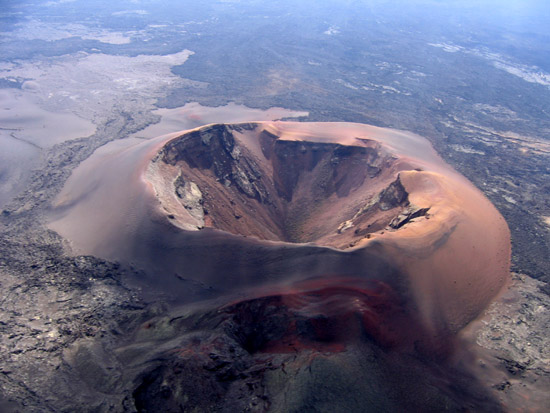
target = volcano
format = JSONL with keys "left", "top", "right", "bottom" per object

{"left": 49, "top": 122, "right": 511, "bottom": 410}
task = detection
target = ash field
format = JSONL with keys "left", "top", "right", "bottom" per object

{"left": 0, "top": 1, "right": 549, "bottom": 412}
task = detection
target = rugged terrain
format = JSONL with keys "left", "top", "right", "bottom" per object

{"left": 0, "top": 0, "right": 549, "bottom": 411}
{"left": 5, "top": 121, "right": 510, "bottom": 411}
{"left": 0, "top": 117, "right": 547, "bottom": 411}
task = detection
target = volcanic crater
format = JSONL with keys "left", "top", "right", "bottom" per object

{"left": 150, "top": 123, "right": 422, "bottom": 249}
{"left": 50, "top": 121, "right": 511, "bottom": 350}
{"left": 47, "top": 121, "right": 513, "bottom": 410}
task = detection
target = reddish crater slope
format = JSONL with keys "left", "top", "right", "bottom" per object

{"left": 50, "top": 121, "right": 510, "bottom": 351}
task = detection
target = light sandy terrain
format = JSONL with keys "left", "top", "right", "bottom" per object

{"left": 0, "top": 49, "right": 194, "bottom": 207}
{"left": 0, "top": 89, "right": 95, "bottom": 147}
{"left": 0, "top": 89, "right": 96, "bottom": 206}
{"left": 0, "top": 129, "right": 39, "bottom": 208}
{"left": 129, "top": 102, "right": 309, "bottom": 140}
{"left": 0, "top": 50, "right": 194, "bottom": 122}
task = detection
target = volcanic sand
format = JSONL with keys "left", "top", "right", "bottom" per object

{"left": 129, "top": 102, "right": 309, "bottom": 140}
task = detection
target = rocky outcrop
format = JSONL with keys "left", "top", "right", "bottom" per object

{"left": 379, "top": 175, "right": 408, "bottom": 210}
{"left": 174, "top": 174, "right": 204, "bottom": 226}
{"left": 161, "top": 124, "right": 270, "bottom": 204}
{"left": 337, "top": 175, "right": 414, "bottom": 237}
{"left": 389, "top": 206, "right": 430, "bottom": 229}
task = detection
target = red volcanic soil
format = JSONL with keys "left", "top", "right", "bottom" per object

{"left": 221, "top": 276, "right": 429, "bottom": 354}
{"left": 50, "top": 121, "right": 510, "bottom": 349}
